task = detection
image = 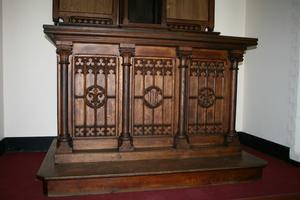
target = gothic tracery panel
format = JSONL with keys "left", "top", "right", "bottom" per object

{"left": 188, "top": 59, "right": 226, "bottom": 134}
{"left": 132, "top": 58, "right": 176, "bottom": 136}
{"left": 73, "top": 56, "right": 118, "bottom": 137}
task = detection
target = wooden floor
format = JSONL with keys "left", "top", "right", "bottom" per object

{"left": 37, "top": 140, "right": 267, "bottom": 197}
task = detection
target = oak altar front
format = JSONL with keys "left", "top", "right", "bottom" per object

{"left": 37, "top": 0, "right": 266, "bottom": 196}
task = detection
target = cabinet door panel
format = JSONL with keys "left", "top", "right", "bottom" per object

{"left": 73, "top": 55, "right": 119, "bottom": 138}
{"left": 167, "top": 0, "right": 209, "bottom": 21}
{"left": 59, "top": 0, "right": 114, "bottom": 14}
{"left": 188, "top": 56, "right": 229, "bottom": 135}
{"left": 132, "top": 57, "right": 176, "bottom": 137}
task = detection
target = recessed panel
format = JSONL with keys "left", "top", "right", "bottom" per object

{"left": 132, "top": 57, "right": 176, "bottom": 136}
{"left": 59, "top": 0, "right": 113, "bottom": 14}
{"left": 188, "top": 59, "right": 226, "bottom": 135}
{"left": 167, "top": 0, "right": 209, "bottom": 21}
{"left": 73, "top": 55, "right": 118, "bottom": 138}
{"left": 128, "top": 0, "right": 162, "bottom": 24}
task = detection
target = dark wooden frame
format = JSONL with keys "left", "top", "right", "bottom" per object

{"left": 120, "top": 0, "right": 167, "bottom": 28}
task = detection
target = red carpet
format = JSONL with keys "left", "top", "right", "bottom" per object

{"left": 0, "top": 146, "right": 300, "bottom": 200}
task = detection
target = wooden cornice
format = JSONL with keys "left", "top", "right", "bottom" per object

{"left": 43, "top": 25, "right": 257, "bottom": 51}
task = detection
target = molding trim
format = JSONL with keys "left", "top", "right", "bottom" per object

{"left": 238, "top": 132, "right": 300, "bottom": 166}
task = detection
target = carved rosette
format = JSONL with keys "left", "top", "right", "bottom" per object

{"left": 85, "top": 85, "right": 106, "bottom": 109}
{"left": 144, "top": 86, "right": 163, "bottom": 109}
{"left": 198, "top": 88, "right": 216, "bottom": 108}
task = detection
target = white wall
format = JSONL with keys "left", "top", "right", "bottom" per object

{"left": 243, "top": 0, "right": 297, "bottom": 148}
{"left": 0, "top": 0, "right": 4, "bottom": 140}
{"left": 289, "top": 0, "right": 300, "bottom": 162}
{"left": 3, "top": 0, "right": 56, "bottom": 137}
{"left": 1, "top": 0, "right": 246, "bottom": 138}
{"left": 215, "top": 0, "right": 246, "bottom": 131}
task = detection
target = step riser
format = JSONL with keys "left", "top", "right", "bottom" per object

{"left": 55, "top": 146, "right": 241, "bottom": 163}
{"left": 45, "top": 167, "right": 263, "bottom": 197}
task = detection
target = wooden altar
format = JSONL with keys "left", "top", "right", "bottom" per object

{"left": 37, "top": 0, "right": 266, "bottom": 196}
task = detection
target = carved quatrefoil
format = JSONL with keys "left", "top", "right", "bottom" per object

{"left": 144, "top": 86, "right": 163, "bottom": 109}
{"left": 198, "top": 88, "right": 216, "bottom": 108}
{"left": 85, "top": 85, "right": 106, "bottom": 109}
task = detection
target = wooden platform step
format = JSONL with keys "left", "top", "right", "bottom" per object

{"left": 55, "top": 144, "right": 242, "bottom": 164}
{"left": 37, "top": 140, "right": 267, "bottom": 197}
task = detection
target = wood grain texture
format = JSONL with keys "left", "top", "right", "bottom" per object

{"left": 46, "top": 168, "right": 262, "bottom": 196}
{"left": 167, "top": 0, "right": 209, "bottom": 21}
{"left": 56, "top": 41, "right": 73, "bottom": 154}
{"left": 43, "top": 25, "right": 257, "bottom": 50}
{"left": 166, "top": 0, "right": 215, "bottom": 32}
{"left": 59, "top": 0, "right": 113, "bottom": 14}
{"left": 53, "top": 0, "right": 119, "bottom": 25}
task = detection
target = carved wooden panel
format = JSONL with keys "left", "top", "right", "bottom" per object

{"left": 53, "top": 0, "right": 118, "bottom": 25}
{"left": 188, "top": 59, "right": 227, "bottom": 135}
{"left": 167, "top": 0, "right": 209, "bottom": 21}
{"left": 132, "top": 57, "right": 176, "bottom": 136}
{"left": 59, "top": 0, "right": 114, "bottom": 14}
{"left": 73, "top": 56, "right": 118, "bottom": 137}
{"left": 166, "top": 0, "right": 214, "bottom": 32}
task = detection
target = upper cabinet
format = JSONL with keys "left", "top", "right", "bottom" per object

{"left": 53, "top": 0, "right": 215, "bottom": 32}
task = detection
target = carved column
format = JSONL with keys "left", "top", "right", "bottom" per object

{"left": 227, "top": 50, "right": 244, "bottom": 145}
{"left": 174, "top": 47, "right": 192, "bottom": 149}
{"left": 56, "top": 41, "right": 73, "bottom": 153}
{"left": 118, "top": 44, "right": 135, "bottom": 152}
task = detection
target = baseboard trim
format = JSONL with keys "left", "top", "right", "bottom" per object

{"left": 0, "top": 138, "right": 5, "bottom": 155}
{"left": 0, "top": 137, "right": 55, "bottom": 155}
{"left": 238, "top": 132, "right": 300, "bottom": 166}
